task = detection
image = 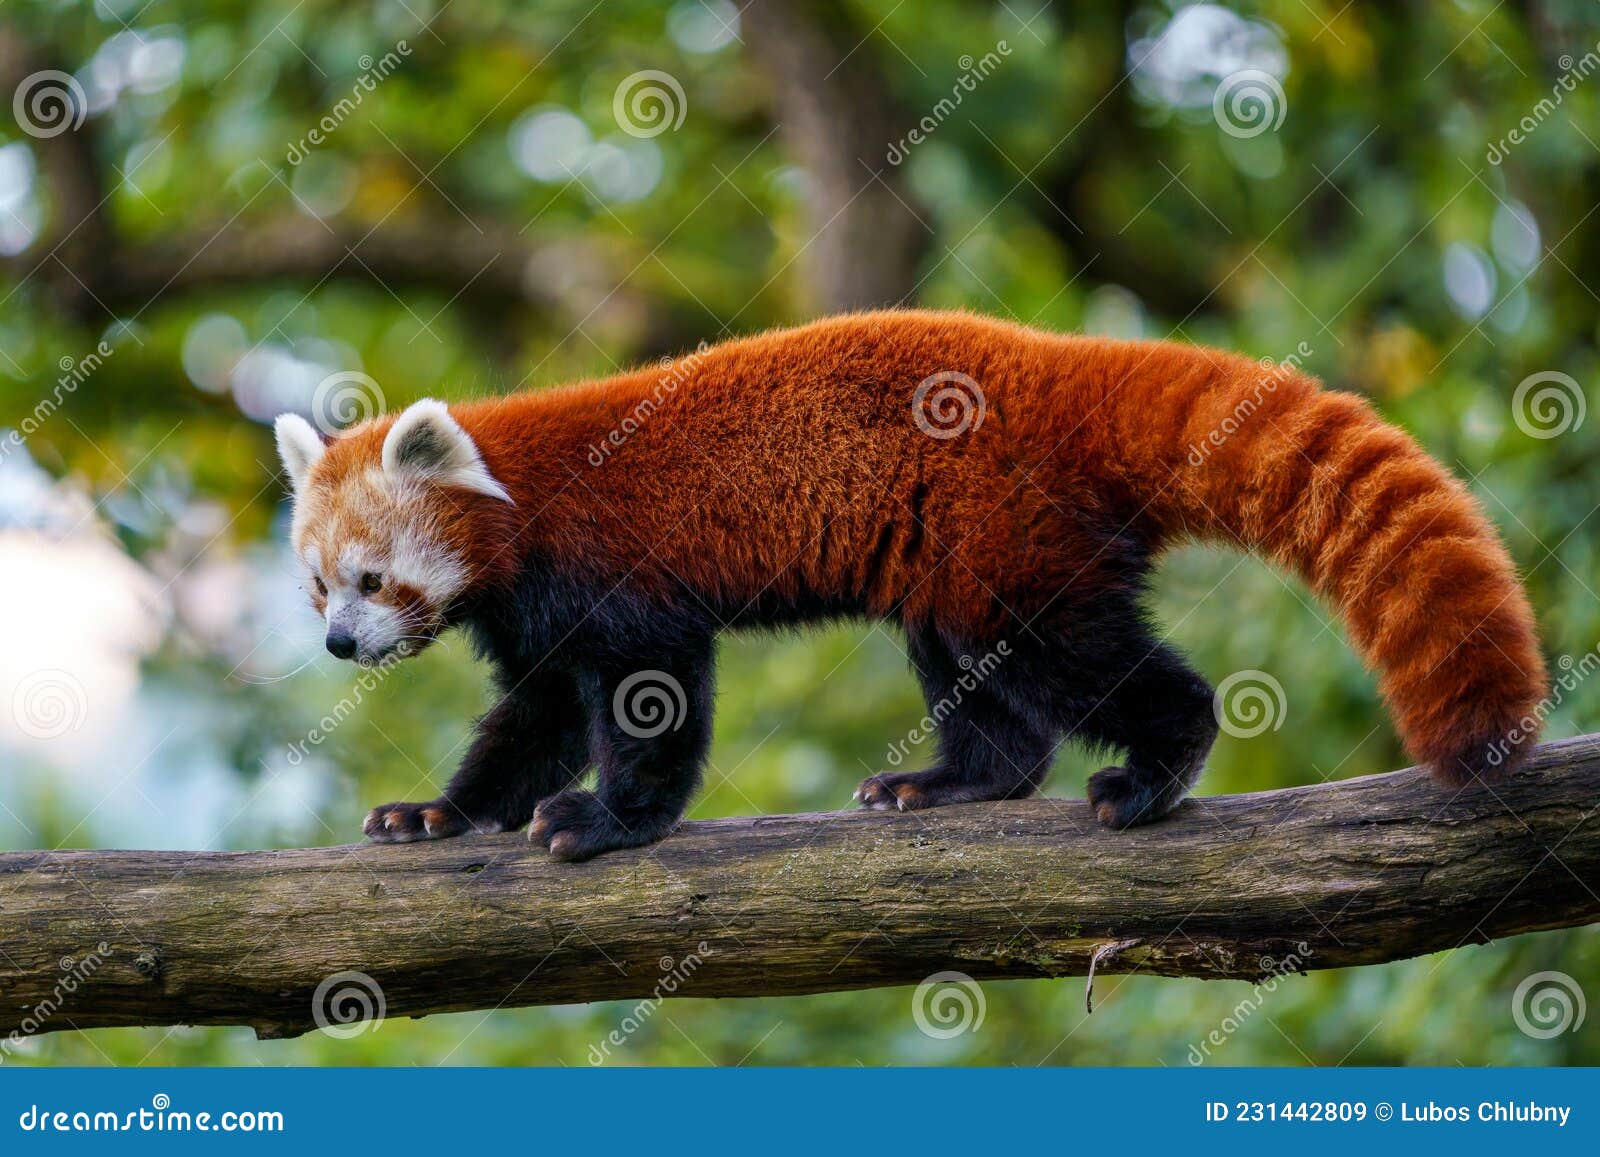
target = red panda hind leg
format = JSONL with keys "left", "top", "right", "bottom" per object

{"left": 856, "top": 625, "right": 1057, "bottom": 811}
{"left": 856, "top": 598, "right": 1219, "bottom": 827}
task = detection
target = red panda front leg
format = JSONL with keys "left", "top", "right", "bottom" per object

{"left": 364, "top": 669, "right": 590, "bottom": 843}
{"left": 530, "top": 647, "right": 715, "bottom": 861}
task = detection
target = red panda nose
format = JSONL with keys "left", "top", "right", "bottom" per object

{"left": 325, "top": 630, "right": 357, "bottom": 660}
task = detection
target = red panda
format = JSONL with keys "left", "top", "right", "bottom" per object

{"left": 274, "top": 309, "right": 1549, "bottom": 860}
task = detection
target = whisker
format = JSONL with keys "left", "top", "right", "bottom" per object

{"left": 235, "top": 650, "right": 325, "bottom": 684}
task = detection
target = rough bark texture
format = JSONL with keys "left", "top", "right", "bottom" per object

{"left": 1, "top": 736, "right": 1595, "bottom": 1040}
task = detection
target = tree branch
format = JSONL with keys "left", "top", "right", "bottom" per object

{"left": 2, "top": 736, "right": 1595, "bottom": 1040}
{"left": 0, "top": 24, "right": 678, "bottom": 354}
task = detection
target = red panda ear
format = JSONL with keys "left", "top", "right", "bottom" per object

{"left": 274, "top": 413, "right": 326, "bottom": 494}
{"left": 381, "top": 398, "right": 512, "bottom": 503}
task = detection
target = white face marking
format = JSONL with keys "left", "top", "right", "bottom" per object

{"left": 293, "top": 469, "right": 472, "bottom": 665}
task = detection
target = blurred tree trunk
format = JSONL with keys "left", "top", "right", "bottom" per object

{"left": 742, "top": 0, "right": 932, "bottom": 310}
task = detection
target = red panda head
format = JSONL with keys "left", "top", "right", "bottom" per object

{"left": 274, "top": 398, "right": 512, "bottom": 665}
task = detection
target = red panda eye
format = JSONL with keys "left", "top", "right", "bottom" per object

{"left": 360, "top": 572, "right": 383, "bottom": 595}
{"left": 313, "top": 576, "right": 327, "bottom": 597}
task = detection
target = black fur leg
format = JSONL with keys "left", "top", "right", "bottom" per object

{"left": 529, "top": 644, "right": 715, "bottom": 861}
{"left": 364, "top": 669, "right": 590, "bottom": 844}
{"left": 1027, "top": 601, "right": 1216, "bottom": 828}
{"left": 1079, "top": 649, "right": 1216, "bottom": 828}
{"left": 942, "top": 588, "right": 1217, "bottom": 828}
{"left": 857, "top": 625, "right": 1057, "bottom": 811}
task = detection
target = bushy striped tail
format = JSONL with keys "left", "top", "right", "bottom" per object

{"left": 1104, "top": 340, "right": 1548, "bottom": 781}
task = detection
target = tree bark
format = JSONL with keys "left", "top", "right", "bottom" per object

{"left": 1, "top": 736, "right": 1595, "bottom": 1041}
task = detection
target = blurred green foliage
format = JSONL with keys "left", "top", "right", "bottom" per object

{"left": 1, "top": 0, "right": 1597, "bottom": 1066}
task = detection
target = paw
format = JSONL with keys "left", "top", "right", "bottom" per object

{"left": 854, "top": 772, "right": 929, "bottom": 812}
{"left": 1087, "top": 767, "right": 1158, "bottom": 829}
{"left": 529, "top": 791, "right": 638, "bottom": 862}
{"left": 362, "top": 800, "right": 472, "bottom": 843}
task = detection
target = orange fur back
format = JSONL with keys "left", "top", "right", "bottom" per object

{"left": 361, "top": 311, "right": 1546, "bottom": 781}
